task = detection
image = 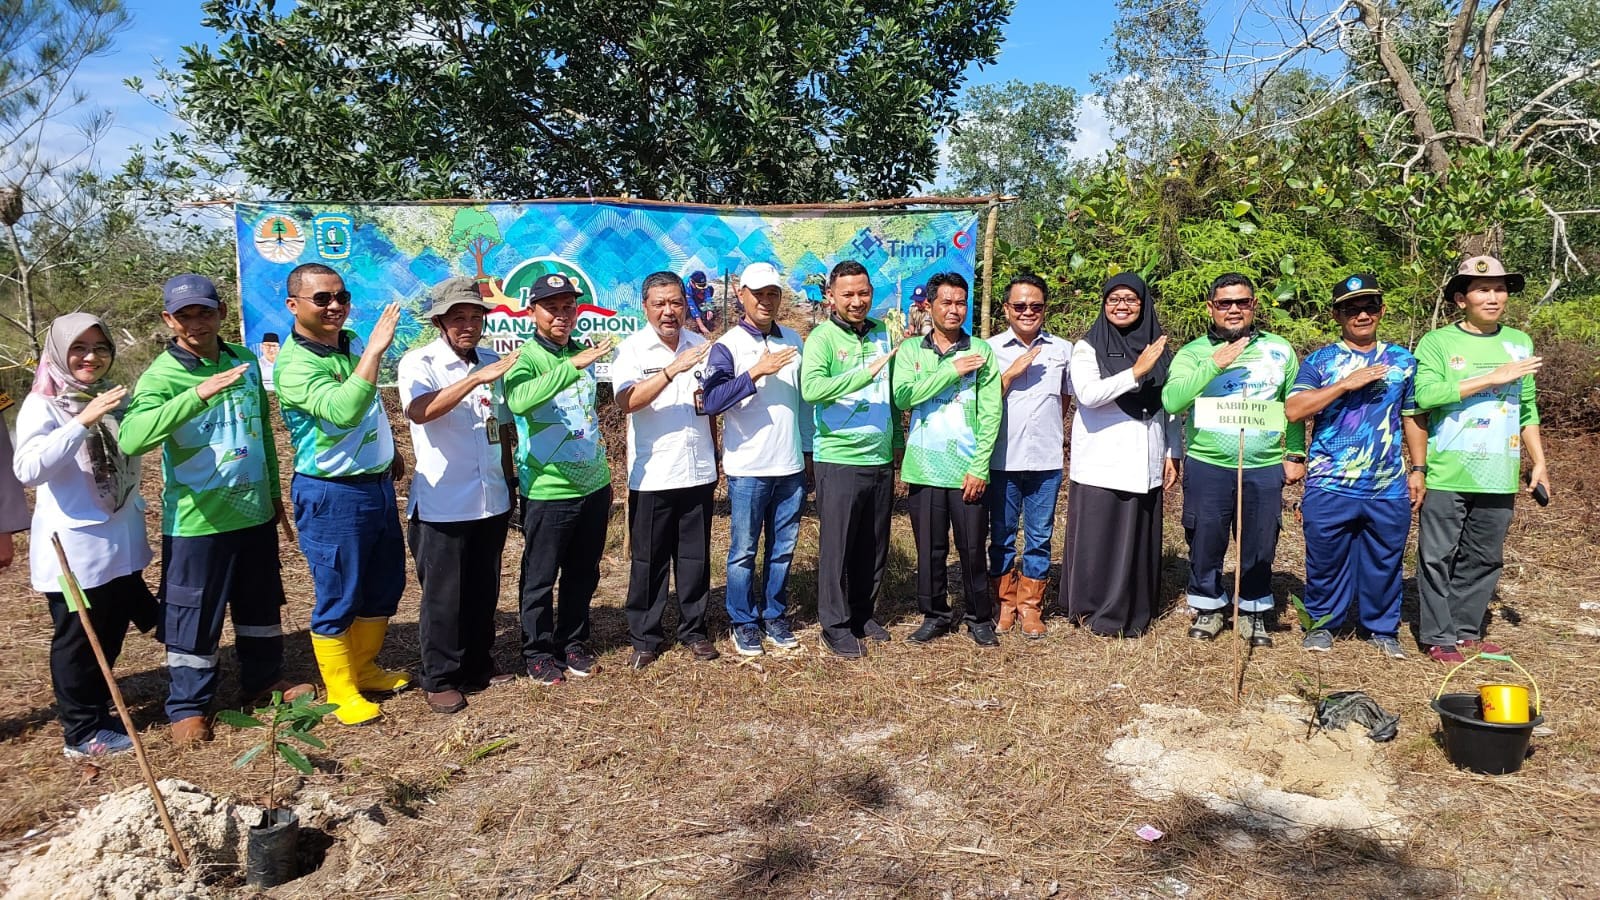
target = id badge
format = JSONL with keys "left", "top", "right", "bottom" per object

{"left": 486, "top": 414, "right": 500, "bottom": 444}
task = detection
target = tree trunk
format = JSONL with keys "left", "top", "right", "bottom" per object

{"left": 3, "top": 221, "right": 42, "bottom": 360}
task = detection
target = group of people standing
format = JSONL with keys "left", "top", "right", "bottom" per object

{"left": 6, "top": 252, "right": 1547, "bottom": 758}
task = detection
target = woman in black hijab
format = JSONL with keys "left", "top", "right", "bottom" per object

{"left": 1062, "top": 272, "right": 1180, "bottom": 637}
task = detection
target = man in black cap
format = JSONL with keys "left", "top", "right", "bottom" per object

{"left": 119, "top": 274, "right": 312, "bottom": 744}
{"left": 502, "top": 273, "right": 614, "bottom": 685}
{"left": 1286, "top": 274, "right": 1428, "bottom": 659}
{"left": 398, "top": 277, "right": 522, "bottom": 713}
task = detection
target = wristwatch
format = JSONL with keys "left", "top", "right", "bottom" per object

{"left": 1409, "top": 464, "right": 1428, "bottom": 474}
{"left": 1285, "top": 453, "right": 1307, "bottom": 464}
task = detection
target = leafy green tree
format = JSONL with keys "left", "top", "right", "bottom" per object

{"left": 1090, "top": 0, "right": 1215, "bottom": 164}
{"left": 146, "top": 0, "right": 1011, "bottom": 204}
{"left": 944, "top": 80, "right": 1079, "bottom": 239}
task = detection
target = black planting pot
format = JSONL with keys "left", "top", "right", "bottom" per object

{"left": 245, "top": 807, "right": 300, "bottom": 888}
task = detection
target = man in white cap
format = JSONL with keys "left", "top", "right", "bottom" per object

{"left": 1413, "top": 256, "right": 1548, "bottom": 663}
{"left": 698, "top": 262, "right": 810, "bottom": 655}
{"left": 398, "top": 276, "right": 521, "bottom": 714}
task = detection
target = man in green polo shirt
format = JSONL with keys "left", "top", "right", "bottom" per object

{"left": 800, "top": 259, "right": 900, "bottom": 659}
{"left": 1414, "top": 256, "right": 1548, "bottom": 663}
{"left": 274, "top": 262, "right": 410, "bottom": 726}
{"left": 1162, "top": 272, "right": 1306, "bottom": 647}
{"left": 502, "top": 273, "right": 613, "bottom": 686}
{"left": 891, "top": 272, "right": 1002, "bottom": 648}
{"left": 119, "top": 274, "right": 313, "bottom": 745}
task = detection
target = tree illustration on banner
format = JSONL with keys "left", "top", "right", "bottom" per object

{"left": 450, "top": 207, "right": 503, "bottom": 282}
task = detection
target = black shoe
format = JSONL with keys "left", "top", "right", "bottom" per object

{"left": 564, "top": 643, "right": 598, "bottom": 678}
{"left": 628, "top": 649, "right": 659, "bottom": 670}
{"left": 526, "top": 657, "right": 566, "bottom": 686}
{"left": 968, "top": 622, "right": 1000, "bottom": 647}
{"left": 820, "top": 631, "right": 866, "bottom": 659}
{"left": 862, "top": 619, "right": 892, "bottom": 642}
{"left": 907, "top": 619, "right": 950, "bottom": 644}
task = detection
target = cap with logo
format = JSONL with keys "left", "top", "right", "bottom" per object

{"left": 738, "top": 262, "right": 783, "bottom": 292}
{"left": 1331, "top": 273, "right": 1382, "bottom": 305}
{"left": 424, "top": 276, "right": 497, "bottom": 318}
{"left": 162, "top": 274, "right": 221, "bottom": 314}
{"left": 527, "top": 272, "right": 584, "bottom": 303}
{"left": 1444, "top": 256, "right": 1524, "bottom": 299}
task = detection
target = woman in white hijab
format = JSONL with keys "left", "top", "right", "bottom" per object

{"left": 13, "top": 313, "right": 157, "bottom": 759}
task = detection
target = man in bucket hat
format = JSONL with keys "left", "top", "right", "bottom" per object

{"left": 1412, "top": 256, "right": 1548, "bottom": 663}
{"left": 398, "top": 277, "right": 521, "bottom": 713}
{"left": 1286, "top": 274, "right": 1429, "bottom": 659}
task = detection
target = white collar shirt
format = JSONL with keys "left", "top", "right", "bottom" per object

{"left": 397, "top": 338, "right": 512, "bottom": 521}
{"left": 611, "top": 328, "right": 718, "bottom": 491}
{"left": 987, "top": 328, "right": 1073, "bottom": 471}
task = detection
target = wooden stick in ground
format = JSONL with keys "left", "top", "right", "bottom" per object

{"left": 979, "top": 197, "right": 999, "bottom": 339}
{"left": 50, "top": 534, "right": 192, "bottom": 870}
{"left": 1232, "top": 430, "right": 1245, "bottom": 703}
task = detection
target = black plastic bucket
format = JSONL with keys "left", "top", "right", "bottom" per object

{"left": 245, "top": 808, "right": 300, "bottom": 888}
{"left": 1432, "top": 693, "right": 1544, "bottom": 775}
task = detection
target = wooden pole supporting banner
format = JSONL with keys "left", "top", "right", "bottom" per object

{"left": 1232, "top": 429, "right": 1246, "bottom": 704}
{"left": 979, "top": 198, "right": 999, "bottom": 339}
{"left": 51, "top": 534, "right": 191, "bottom": 870}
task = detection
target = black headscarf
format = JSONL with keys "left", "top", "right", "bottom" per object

{"left": 1085, "top": 272, "right": 1170, "bottom": 419}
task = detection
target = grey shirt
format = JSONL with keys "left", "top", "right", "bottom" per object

{"left": 987, "top": 329, "right": 1073, "bottom": 472}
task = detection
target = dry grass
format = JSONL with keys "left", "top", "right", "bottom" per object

{"left": 1, "top": 410, "right": 1597, "bottom": 898}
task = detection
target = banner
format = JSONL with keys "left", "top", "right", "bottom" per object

{"left": 235, "top": 200, "right": 981, "bottom": 383}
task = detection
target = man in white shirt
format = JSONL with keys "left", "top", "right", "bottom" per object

{"left": 986, "top": 275, "right": 1073, "bottom": 637}
{"left": 698, "top": 262, "right": 809, "bottom": 656}
{"left": 612, "top": 271, "right": 717, "bottom": 669}
{"left": 398, "top": 278, "right": 520, "bottom": 714}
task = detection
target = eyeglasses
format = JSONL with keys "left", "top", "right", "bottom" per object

{"left": 1104, "top": 297, "right": 1141, "bottom": 308}
{"left": 294, "top": 290, "right": 352, "bottom": 308}
{"left": 1008, "top": 302, "right": 1045, "bottom": 314}
{"left": 1209, "top": 297, "right": 1255, "bottom": 310}
{"left": 1334, "top": 301, "right": 1383, "bottom": 316}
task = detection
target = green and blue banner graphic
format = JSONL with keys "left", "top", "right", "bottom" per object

{"left": 236, "top": 200, "right": 980, "bottom": 381}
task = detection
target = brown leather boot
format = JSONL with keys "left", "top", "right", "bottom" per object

{"left": 171, "top": 716, "right": 213, "bottom": 745}
{"left": 242, "top": 679, "right": 317, "bottom": 708}
{"left": 995, "top": 570, "right": 1020, "bottom": 632}
{"left": 1017, "top": 574, "right": 1048, "bottom": 639}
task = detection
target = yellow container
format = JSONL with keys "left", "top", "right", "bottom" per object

{"left": 1480, "top": 684, "right": 1531, "bottom": 724}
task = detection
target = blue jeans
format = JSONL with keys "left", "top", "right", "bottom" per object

{"left": 987, "top": 469, "right": 1063, "bottom": 579}
{"left": 725, "top": 472, "right": 806, "bottom": 626}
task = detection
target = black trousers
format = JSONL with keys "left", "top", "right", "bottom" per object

{"left": 815, "top": 461, "right": 893, "bottom": 645}
{"left": 625, "top": 483, "right": 714, "bottom": 651}
{"left": 908, "top": 483, "right": 992, "bottom": 627}
{"left": 409, "top": 511, "right": 511, "bottom": 692}
{"left": 519, "top": 486, "right": 611, "bottom": 664}
{"left": 48, "top": 573, "right": 157, "bottom": 746}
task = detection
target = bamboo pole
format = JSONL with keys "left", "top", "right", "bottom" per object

{"left": 51, "top": 535, "right": 191, "bottom": 869}
{"left": 1232, "top": 431, "right": 1246, "bottom": 703}
{"left": 979, "top": 198, "right": 1000, "bottom": 339}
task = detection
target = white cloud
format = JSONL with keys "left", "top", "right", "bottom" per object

{"left": 1068, "top": 93, "right": 1116, "bottom": 161}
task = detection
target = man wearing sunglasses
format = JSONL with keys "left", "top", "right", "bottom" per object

{"left": 1285, "top": 274, "right": 1427, "bottom": 659}
{"left": 274, "top": 262, "right": 411, "bottom": 725}
{"left": 986, "top": 274, "right": 1072, "bottom": 637}
{"left": 1162, "top": 273, "right": 1306, "bottom": 646}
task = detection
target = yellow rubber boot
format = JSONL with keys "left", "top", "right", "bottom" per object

{"left": 310, "top": 633, "right": 382, "bottom": 726}
{"left": 348, "top": 617, "right": 413, "bottom": 694}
